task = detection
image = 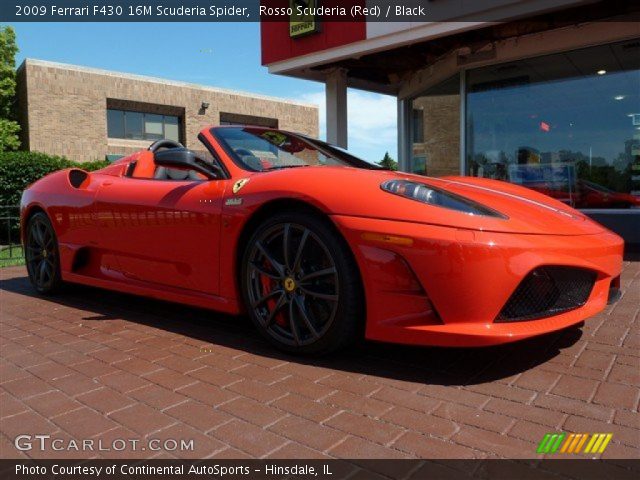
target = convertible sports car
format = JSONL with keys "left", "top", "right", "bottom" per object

{"left": 21, "top": 126, "right": 623, "bottom": 354}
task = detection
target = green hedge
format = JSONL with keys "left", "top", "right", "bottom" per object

{"left": 0, "top": 151, "right": 110, "bottom": 206}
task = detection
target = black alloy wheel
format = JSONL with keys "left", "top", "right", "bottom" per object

{"left": 242, "top": 212, "right": 362, "bottom": 355}
{"left": 25, "top": 212, "right": 62, "bottom": 294}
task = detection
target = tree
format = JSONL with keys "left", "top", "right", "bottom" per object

{"left": 378, "top": 151, "right": 398, "bottom": 170}
{"left": 0, "top": 26, "right": 20, "bottom": 151}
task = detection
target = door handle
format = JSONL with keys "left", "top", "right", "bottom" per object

{"left": 103, "top": 181, "right": 113, "bottom": 186}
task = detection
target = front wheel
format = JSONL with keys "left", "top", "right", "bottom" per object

{"left": 241, "top": 212, "right": 363, "bottom": 355}
{"left": 25, "top": 212, "right": 63, "bottom": 294}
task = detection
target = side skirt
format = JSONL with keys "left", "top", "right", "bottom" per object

{"left": 62, "top": 271, "right": 242, "bottom": 315}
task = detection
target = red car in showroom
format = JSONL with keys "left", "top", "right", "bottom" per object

{"left": 21, "top": 126, "right": 623, "bottom": 354}
{"left": 526, "top": 180, "right": 640, "bottom": 209}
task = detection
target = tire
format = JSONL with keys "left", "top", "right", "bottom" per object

{"left": 25, "top": 212, "right": 63, "bottom": 294}
{"left": 241, "top": 211, "right": 363, "bottom": 355}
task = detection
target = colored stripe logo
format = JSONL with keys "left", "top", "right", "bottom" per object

{"left": 537, "top": 433, "right": 612, "bottom": 455}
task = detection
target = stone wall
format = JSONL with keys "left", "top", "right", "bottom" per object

{"left": 412, "top": 93, "right": 460, "bottom": 177}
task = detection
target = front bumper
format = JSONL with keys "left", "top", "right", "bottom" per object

{"left": 331, "top": 215, "right": 623, "bottom": 347}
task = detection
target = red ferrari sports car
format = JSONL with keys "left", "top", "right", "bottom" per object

{"left": 21, "top": 126, "right": 623, "bottom": 354}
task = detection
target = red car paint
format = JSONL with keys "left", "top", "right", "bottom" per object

{"left": 20, "top": 126, "right": 623, "bottom": 347}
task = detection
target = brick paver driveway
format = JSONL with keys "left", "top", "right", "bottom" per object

{"left": 1, "top": 263, "right": 638, "bottom": 460}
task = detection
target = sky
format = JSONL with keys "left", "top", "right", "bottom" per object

{"left": 11, "top": 22, "right": 397, "bottom": 162}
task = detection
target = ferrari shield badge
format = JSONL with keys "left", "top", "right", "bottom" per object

{"left": 232, "top": 178, "right": 250, "bottom": 194}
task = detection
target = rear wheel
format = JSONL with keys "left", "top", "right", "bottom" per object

{"left": 241, "top": 212, "right": 363, "bottom": 355}
{"left": 25, "top": 212, "right": 63, "bottom": 294}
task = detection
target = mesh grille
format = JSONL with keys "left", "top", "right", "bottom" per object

{"left": 496, "top": 266, "right": 597, "bottom": 323}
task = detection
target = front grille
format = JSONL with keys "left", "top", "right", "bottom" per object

{"left": 496, "top": 266, "right": 597, "bottom": 323}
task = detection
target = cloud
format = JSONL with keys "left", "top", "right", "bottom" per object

{"left": 297, "top": 89, "right": 397, "bottom": 161}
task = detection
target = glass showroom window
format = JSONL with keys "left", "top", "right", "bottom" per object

{"left": 409, "top": 74, "right": 461, "bottom": 176}
{"left": 107, "top": 109, "right": 182, "bottom": 143}
{"left": 465, "top": 40, "right": 640, "bottom": 209}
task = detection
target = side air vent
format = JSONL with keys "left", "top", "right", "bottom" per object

{"left": 71, "top": 247, "right": 90, "bottom": 272}
{"left": 496, "top": 266, "right": 596, "bottom": 323}
{"left": 68, "top": 169, "right": 89, "bottom": 189}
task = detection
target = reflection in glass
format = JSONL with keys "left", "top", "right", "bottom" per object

{"left": 106, "top": 109, "right": 124, "bottom": 138}
{"left": 107, "top": 109, "right": 182, "bottom": 143}
{"left": 466, "top": 40, "right": 640, "bottom": 209}
{"left": 124, "top": 111, "right": 144, "bottom": 140}
{"left": 215, "top": 127, "right": 380, "bottom": 172}
{"left": 164, "top": 116, "right": 180, "bottom": 142}
{"left": 144, "top": 114, "right": 164, "bottom": 139}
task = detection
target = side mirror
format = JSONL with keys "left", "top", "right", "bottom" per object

{"left": 153, "top": 148, "right": 223, "bottom": 179}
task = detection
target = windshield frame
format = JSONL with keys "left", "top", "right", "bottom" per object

{"left": 209, "top": 126, "right": 383, "bottom": 173}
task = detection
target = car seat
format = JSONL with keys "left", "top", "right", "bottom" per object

{"left": 128, "top": 150, "right": 203, "bottom": 180}
{"left": 153, "top": 167, "right": 202, "bottom": 180}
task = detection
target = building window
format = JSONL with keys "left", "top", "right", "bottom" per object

{"left": 409, "top": 75, "right": 460, "bottom": 176}
{"left": 107, "top": 109, "right": 182, "bottom": 142}
{"left": 106, "top": 109, "right": 124, "bottom": 138}
{"left": 465, "top": 40, "right": 640, "bottom": 209}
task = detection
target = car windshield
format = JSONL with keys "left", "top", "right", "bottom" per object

{"left": 213, "top": 127, "right": 381, "bottom": 172}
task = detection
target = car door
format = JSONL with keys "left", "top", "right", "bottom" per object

{"left": 93, "top": 175, "right": 226, "bottom": 295}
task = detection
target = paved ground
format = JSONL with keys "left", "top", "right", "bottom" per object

{"left": 1, "top": 263, "right": 638, "bottom": 460}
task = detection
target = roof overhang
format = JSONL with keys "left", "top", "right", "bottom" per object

{"left": 267, "top": 21, "right": 488, "bottom": 76}
{"left": 262, "top": 0, "right": 636, "bottom": 95}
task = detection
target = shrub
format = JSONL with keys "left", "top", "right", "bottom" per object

{"left": 0, "top": 151, "right": 109, "bottom": 245}
{"left": 0, "top": 150, "right": 109, "bottom": 206}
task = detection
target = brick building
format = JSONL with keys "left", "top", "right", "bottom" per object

{"left": 16, "top": 59, "right": 318, "bottom": 162}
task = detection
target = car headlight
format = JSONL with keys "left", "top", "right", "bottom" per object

{"left": 380, "top": 179, "right": 507, "bottom": 218}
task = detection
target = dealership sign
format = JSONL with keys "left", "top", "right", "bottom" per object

{"left": 289, "top": 0, "right": 320, "bottom": 38}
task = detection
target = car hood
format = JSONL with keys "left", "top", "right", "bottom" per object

{"left": 247, "top": 167, "right": 608, "bottom": 236}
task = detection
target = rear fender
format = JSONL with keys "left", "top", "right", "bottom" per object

{"left": 20, "top": 169, "right": 104, "bottom": 275}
